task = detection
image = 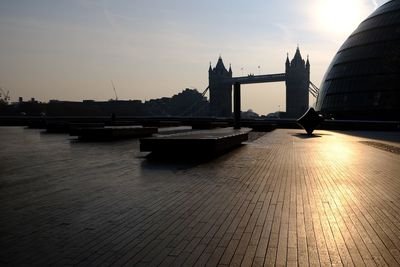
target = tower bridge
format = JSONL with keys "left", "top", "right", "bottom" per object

{"left": 209, "top": 47, "right": 313, "bottom": 119}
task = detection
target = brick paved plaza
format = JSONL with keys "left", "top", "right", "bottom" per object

{"left": 1, "top": 127, "right": 400, "bottom": 266}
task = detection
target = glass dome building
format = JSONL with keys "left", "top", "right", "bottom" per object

{"left": 315, "top": 0, "right": 400, "bottom": 120}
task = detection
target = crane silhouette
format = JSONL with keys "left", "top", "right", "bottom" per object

{"left": 111, "top": 80, "right": 118, "bottom": 101}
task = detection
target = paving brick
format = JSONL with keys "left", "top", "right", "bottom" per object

{"left": 1, "top": 127, "right": 399, "bottom": 266}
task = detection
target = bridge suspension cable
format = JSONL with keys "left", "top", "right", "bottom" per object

{"left": 309, "top": 81, "right": 319, "bottom": 98}
{"left": 201, "top": 86, "right": 209, "bottom": 97}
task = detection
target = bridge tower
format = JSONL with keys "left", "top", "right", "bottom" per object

{"left": 285, "top": 47, "right": 310, "bottom": 118}
{"left": 209, "top": 57, "right": 232, "bottom": 117}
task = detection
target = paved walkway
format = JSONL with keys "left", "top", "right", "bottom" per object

{"left": 1, "top": 127, "right": 400, "bottom": 266}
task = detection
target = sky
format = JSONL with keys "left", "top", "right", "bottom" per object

{"left": 0, "top": 0, "right": 389, "bottom": 115}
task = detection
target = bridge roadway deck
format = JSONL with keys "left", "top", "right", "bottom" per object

{"left": 1, "top": 127, "right": 400, "bottom": 266}
{"left": 224, "top": 73, "right": 286, "bottom": 85}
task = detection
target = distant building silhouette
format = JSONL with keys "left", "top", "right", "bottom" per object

{"left": 209, "top": 57, "right": 232, "bottom": 117}
{"left": 46, "top": 99, "right": 144, "bottom": 116}
{"left": 4, "top": 88, "right": 209, "bottom": 117}
{"left": 285, "top": 47, "right": 310, "bottom": 118}
{"left": 144, "top": 88, "right": 209, "bottom": 117}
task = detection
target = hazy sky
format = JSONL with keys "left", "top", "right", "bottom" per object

{"left": 0, "top": 0, "right": 389, "bottom": 115}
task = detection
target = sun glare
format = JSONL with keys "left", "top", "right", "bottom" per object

{"left": 317, "top": 0, "right": 366, "bottom": 35}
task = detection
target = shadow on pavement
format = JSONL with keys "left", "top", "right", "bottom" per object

{"left": 292, "top": 133, "right": 322, "bottom": 139}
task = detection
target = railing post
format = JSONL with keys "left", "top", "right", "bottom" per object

{"left": 234, "top": 82, "right": 241, "bottom": 129}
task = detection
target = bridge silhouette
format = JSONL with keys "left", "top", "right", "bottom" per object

{"left": 181, "top": 47, "right": 319, "bottom": 122}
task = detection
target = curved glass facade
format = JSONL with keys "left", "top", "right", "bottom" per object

{"left": 316, "top": 0, "right": 400, "bottom": 120}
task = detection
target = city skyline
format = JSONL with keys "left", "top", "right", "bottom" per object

{"left": 0, "top": 0, "right": 389, "bottom": 115}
